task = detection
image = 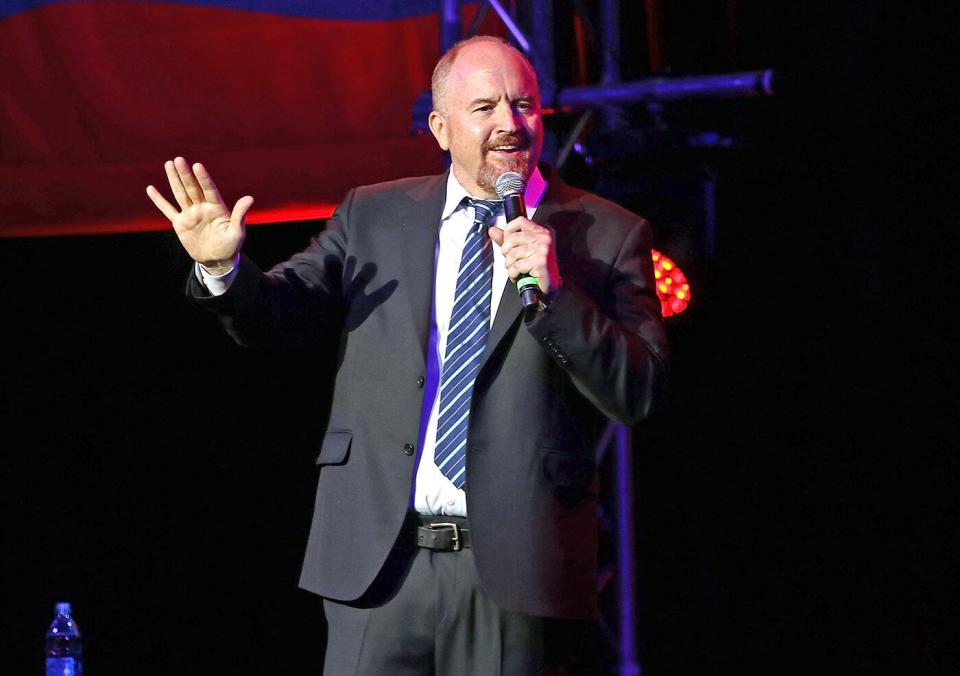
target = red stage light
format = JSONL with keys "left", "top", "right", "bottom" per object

{"left": 652, "top": 249, "right": 691, "bottom": 318}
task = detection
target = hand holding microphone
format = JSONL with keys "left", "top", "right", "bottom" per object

{"left": 488, "top": 171, "right": 561, "bottom": 311}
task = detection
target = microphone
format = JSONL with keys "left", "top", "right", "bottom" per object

{"left": 495, "top": 172, "right": 541, "bottom": 310}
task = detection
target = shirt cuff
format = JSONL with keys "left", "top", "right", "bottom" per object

{"left": 195, "top": 253, "right": 240, "bottom": 297}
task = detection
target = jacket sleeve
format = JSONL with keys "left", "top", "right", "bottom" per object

{"left": 185, "top": 189, "right": 356, "bottom": 349}
{"left": 523, "top": 216, "right": 669, "bottom": 425}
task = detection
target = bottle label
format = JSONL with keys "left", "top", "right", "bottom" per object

{"left": 46, "top": 656, "right": 82, "bottom": 676}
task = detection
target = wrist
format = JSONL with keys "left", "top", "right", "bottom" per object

{"left": 200, "top": 253, "right": 239, "bottom": 277}
{"left": 543, "top": 274, "right": 562, "bottom": 302}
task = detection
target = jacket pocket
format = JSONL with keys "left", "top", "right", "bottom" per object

{"left": 316, "top": 429, "right": 352, "bottom": 465}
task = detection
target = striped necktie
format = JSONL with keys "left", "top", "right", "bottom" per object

{"left": 434, "top": 198, "right": 499, "bottom": 489}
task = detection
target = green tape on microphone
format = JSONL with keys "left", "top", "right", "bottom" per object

{"left": 516, "top": 275, "right": 538, "bottom": 293}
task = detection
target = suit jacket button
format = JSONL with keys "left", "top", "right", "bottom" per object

{"left": 402, "top": 443, "right": 415, "bottom": 456}
{"left": 416, "top": 376, "right": 425, "bottom": 388}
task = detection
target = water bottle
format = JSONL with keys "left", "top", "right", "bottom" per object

{"left": 45, "top": 602, "right": 83, "bottom": 676}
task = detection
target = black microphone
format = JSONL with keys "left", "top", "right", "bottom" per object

{"left": 495, "top": 172, "right": 541, "bottom": 310}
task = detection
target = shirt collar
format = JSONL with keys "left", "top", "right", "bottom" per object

{"left": 441, "top": 166, "right": 548, "bottom": 221}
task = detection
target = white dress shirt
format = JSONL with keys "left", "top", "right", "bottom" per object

{"left": 199, "top": 168, "right": 548, "bottom": 517}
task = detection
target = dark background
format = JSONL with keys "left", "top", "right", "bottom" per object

{"left": 3, "top": 2, "right": 952, "bottom": 674}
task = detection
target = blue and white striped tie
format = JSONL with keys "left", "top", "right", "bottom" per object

{"left": 434, "top": 198, "right": 499, "bottom": 489}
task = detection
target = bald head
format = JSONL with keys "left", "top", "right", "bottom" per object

{"left": 431, "top": 36, "right": 538, "bottom": 115}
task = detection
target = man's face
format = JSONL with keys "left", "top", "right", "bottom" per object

{"left": 429, "top": 43, "right": 544, "bottom": 198}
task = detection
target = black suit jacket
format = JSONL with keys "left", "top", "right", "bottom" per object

{"left": 188, "top": 167, "right": 668, "bottom": 619}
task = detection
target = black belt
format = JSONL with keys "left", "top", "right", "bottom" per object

{"left": 415, "top": 514, "right": 471, "bottom": 551}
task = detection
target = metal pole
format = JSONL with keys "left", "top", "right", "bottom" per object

{"left": 527, "top": 0, "right": 556, "bottom": 107}
{"left": 557, "top": 69, "right": 776, "bottom": 108}
{"left": 465, "top": 0, "right": 491, "bottom": 37}
{"left": 487, "top": 0, "right": 531, "bottom": 52}
{"left": 601, "top": 0, "right": 622, "bottom": 129}
{"left": 441, "top": 0, "right": 462, "bottom": 52}
{"left": 555, "top": 110, "right": 593, "bottom": 171}
{"left": 615, "top": 423, "right": 641, "bottom": 676}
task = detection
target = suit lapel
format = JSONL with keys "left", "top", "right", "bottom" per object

{"left": 399, "top": 174, "right": 447, "bottom": 365}
{"left": 482, "top": 276, "right": 522, "bottom": 366}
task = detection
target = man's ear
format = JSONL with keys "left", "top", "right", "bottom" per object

{"left": 428, "top": 111, "right": 449, "bottom": 151}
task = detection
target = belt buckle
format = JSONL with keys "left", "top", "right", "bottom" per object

{"left": 425, "top": 522, "right": 461, "bottom": 551}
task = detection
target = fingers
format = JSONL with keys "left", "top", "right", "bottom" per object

{"left": 193, "top": 162, "right": 224, "bottom": 206}
{"left": 231, "top": 195, "right": 255, "bottom": 225}
{"left": 500, "top": 233, "right": 543, "bottom": 258}
{"left": 497, "top": 218, "right": 547, "bottom": 259}
{"left": 146, "top": 185, "right": 179, "bottom": 221}
{"left": 488, "top": 226, "right": 504, "bottom": 246}
{"left": 504, "top": 241, "right": 550, "bottom": 272}
{"left": 165, "top": 159, "right": 191, "bottom": 210}
{"left": 155, "top": 156, "right": 225, "bottom": 216}
{"left": 492, "top": 219, "right": 558, "bottom": 292}
{"left": 502, "top": 216, "right": 537, "bottom": 236}
{"left": 174, "top": 156, "right": 204, "bottom": 205}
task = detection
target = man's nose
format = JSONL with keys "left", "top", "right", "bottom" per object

{"left": 494, "top": 101, "right": 520, "bottom": 133}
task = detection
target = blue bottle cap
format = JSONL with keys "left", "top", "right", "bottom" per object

{"left": 55, "top": 602, "right": 72, "bottom": 616}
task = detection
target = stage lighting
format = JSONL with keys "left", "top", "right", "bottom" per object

{"left": 652, "top": 249, "right": 690, "bottom": 318}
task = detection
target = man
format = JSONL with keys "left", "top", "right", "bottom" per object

{"left": 147, "top": 35, "right": 667, "bottom": 675}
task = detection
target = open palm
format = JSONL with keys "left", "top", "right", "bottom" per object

{"left": 146, "top": 156, "right": 253, "bottom": 268}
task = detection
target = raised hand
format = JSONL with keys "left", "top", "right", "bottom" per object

{"left": 146, "top": 157, "right": 253, "bottom": 273}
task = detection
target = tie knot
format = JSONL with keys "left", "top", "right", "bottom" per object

{"left": 466, "top": 198, "right": 500, "bottom": 229}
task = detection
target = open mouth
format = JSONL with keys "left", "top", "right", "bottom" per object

{"left": 485, "top": 137, "right": 527, "bottom": 156}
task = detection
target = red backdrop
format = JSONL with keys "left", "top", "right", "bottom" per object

{"left": 1, "top": 1, "right": 495, "bottom": 236}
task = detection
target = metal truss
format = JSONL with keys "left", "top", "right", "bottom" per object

{"left": 412, "top": 1, "right": 775, "bottom": 167}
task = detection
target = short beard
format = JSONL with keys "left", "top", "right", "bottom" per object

{"left": 477, "top": 148, "right": 529, "bottom": 193}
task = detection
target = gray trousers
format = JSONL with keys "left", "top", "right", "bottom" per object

{"left": 321, "top": 545, "right": 597, "bottom": 675}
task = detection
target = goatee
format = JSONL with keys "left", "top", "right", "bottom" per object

{"left": 477, "top": 150, "right": 529, "bottom": 193}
